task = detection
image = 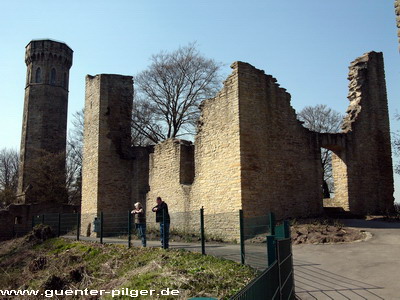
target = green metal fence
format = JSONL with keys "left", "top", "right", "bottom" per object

{"left": 230, "top": 220, "right": 295, "bottom": 300}
{"left": 32, "top": 213, "right": 79, "bottom": 237}
{"left": 230, "top": 260, "right": 280, "bottom": 300}
{"left": 27, "top": 210, "right": 294, "bottom": 298}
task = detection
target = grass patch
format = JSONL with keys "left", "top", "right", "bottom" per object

{"left": 0, "top": 234, "right": 257, "bottom": 299}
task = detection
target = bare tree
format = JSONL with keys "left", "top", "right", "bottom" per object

{"left": 66, "top": 109, "right": 84, "bottom": 205}
{"left": 298, "top": 104, "right": 343, "bottom": 197}
{"left": 0, "top": 148, "right": 19, "bottom": 208}
{"left": 133, "top": 43, "right": 223, "bottom": 144}
{"left": 26, "top": 149, "right": 68, "bottom": 204}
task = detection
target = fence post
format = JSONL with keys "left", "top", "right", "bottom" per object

{"left": 76, "top": 213, "right": 80, "bottom": 241}
{"left": 31, "top": 215, "right": 35, "bottom": 229}
{"left": 57, "top": 213, "right": 61, "bottom": 237}
{"left": 269, "top": 212, "right": 276, "bottom": 236}
{"left": 283, "top": 220, "right": 290, "bottom": 238}
{"left": 41, "top": 214, "right": 45, "bottom": 225}
{"left": 200, "top": 207, "right": 205, "bottom": 255}
{"left": 267, "top": 235, "right": 276, "bottom": 266}
{"left": 239, "top": 209, "right": 245, "bottom": 264}
{"left": 128, "top": 211, "right": 132, "bottom": 248}
{"left": 100, "top": 211, "right": 104, "bottom": 244}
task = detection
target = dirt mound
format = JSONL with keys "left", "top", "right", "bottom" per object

{"left": 43, "top": 275, "right": 66, "bottom": 290}
{"left": 28, "top": 256, "right": 47, "bottom": 272}
{"left": 291, "top": 223, "right": 366, "bottom": 245}
{"left": 68, "top": 266, "right": 86, "bottom": 283}
{"left": 24, "top": 224, "right": 55, "bottom": 244}
{"left": 245, "top": 219, "right": 367, "bottom": 245}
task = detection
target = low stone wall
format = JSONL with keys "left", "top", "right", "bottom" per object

{"left": 0, "top": 202, "right": 79, "bottom": 241}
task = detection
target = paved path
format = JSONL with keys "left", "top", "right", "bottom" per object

{"left": 68, "top": 219, "right": 400, "bottom": 299}
{"left": 293, "top": 219, "right": 400, "bottom": 300}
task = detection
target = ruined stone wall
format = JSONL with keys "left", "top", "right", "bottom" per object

{"left": 235, "top": 62, "right": 323, "bottom": 219}
{"left": 340, "top": 52, "right": 394, "bottom": 214}
{"left": 331, "top": 151, "right": 349, "bottom": 210}
{"left": 146, "top": 62, "right": 323, "bottom": 239}
{"left": 131, "top": 146, "right": 152, "bottom": 212}
{"left": 146, "top": 67, "right": 242, "bottom": 239}
{"left": 146, "top": 139, "right": 193, "bottom": 217}
{"left": 80, "top": 52, "right": 394, "bottom": 241}
{"left": 189, "top": 67, "right": 242, "bottom": 214}
{"left": 189, "top": 66, "right": 243, "bottom": 239}
{"left": 81, "top": 74, "right": 134, "bottom": 236}
{"left": 0, "top": 202, "right": 78, "bottom": 241}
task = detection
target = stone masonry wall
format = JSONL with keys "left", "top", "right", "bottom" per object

{"left": 236, "top": 62, "right": 323, "bottom": 219}
{"left": 189, "top": 66, "right": 243, "bottom": 239}
{"left": 146, "top": 67, "right": 242, "bottom": 240}
{"left": 81, "top": 75, "right": 100, "bottom": 226}
{"left": 0, "top": 202, "right": 78, "bottom": 241}
{"left": 81, "top": 53, "right": 394, "bottom": 241}
{"left": 330, "top": 151, "right": 349, "bottom": 210}
{"left": 18, "top": 40, "right": 72, "bottom": 204}
{"left": 189, "top": 65, "right": 242, "bottom": 215}
{"left": 146, "top": 139, "right": 193, "bottom": 217}
{"left": 341, "top": 52, "right": 394, "bottom": 214}
{"left": 131, "top": 146, "right": 152, "bottom": 213}
{"left": 81, "top": 74, "right": 134, "bottom": 236}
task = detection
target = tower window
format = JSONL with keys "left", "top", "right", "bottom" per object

{"left": 35, "top": 67, "right": 41, "bottom": 83}
{"left": 50, "top": 68, "right": 56, "bottom": 85}
{"left": 26, "top": 69, "right": 31, "bottom": 85}
{"left": 63, "top": 73, "right": 67, "bottom": 88}
{"left": 14, "top": 216, "right": 22, "bottom": 224}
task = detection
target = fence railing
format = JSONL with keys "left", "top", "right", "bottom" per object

{"left": 26, "top": 209, "right": 275, "bottom": 267}
{"left": 230, "top": 221, "right": 295, "bottom": 300}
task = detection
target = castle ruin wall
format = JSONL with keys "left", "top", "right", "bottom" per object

{"left": 235, "top": 62, "right": 323, "bottom": 220}
{"left": 81, "top": 74, "right": 134, "bottom": 236}
{"left": 340, "top": 52, "right": 394, "bottom": 214}
{"left": 80, "top": 52, "right": 394, "bottom": 240}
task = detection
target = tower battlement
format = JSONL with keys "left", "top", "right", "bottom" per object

{"left": 25, "top": 40, "right": 73, "bottom": 67}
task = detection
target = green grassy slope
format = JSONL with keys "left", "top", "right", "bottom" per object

{"left": 0, "top": 228, "right": 257, "bottom": 299}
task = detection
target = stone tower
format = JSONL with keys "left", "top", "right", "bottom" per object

{"left": 80, "top": 74, "right": 134, "bottom": 236}
{"left": 17, "top": 40, "right": 73, "bottom": 204}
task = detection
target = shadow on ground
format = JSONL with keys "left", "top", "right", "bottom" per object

{"left": 294, "top": 259, "right": 383, "bottom": 300}
{"left": 341, "top": 219, "right": 400, "bottom": 229}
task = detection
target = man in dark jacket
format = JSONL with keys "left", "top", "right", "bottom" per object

{"left": 152, "top": 196, "right": 170, "bottom": 249}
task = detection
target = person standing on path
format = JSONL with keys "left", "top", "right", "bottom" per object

{"left": 131, "top": 202, "right": 146, "bottom": 247}
{"left": 152, "top": 197, "right": 170, "bottom": 249}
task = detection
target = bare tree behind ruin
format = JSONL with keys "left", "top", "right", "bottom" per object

{"left": 0, "top": 148, "right": 19, "bottom": 208}
{"left": 1, "top": 108, "right": 89, "bottom": 207}
{"left": 66, "top": 109, "right": 84, "bottom": 205}
{"left": 133, "top": 43, "right": 223, "bottom": 144}
{"left": 23, "top": 150, "right": 68, "bottom": 203}
{"left": 298, "top": 104, "right": 343, "bottom": 197}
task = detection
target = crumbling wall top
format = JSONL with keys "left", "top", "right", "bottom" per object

{"left": 342, "top": 51, "right": 383, "bottom": 133}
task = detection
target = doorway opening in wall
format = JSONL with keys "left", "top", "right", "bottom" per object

{"left": 321, "top": 148, "right": 334, "bottom": 204}
{"left": 321, "top": 146, "right": 349, "bottom": 212}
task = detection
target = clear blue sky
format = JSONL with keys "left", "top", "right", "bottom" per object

{"left": 1, "top": 1, "right": 399, "bottom": 202}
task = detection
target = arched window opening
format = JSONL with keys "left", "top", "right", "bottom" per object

{"left": 35, "top": 67, "right": 42, "bottom": 83}
{"left": 63, "top": 73, "right": 67, "bottom": 88}
{"left": 50, "top": 68, "right": 56, "bottom": 85}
